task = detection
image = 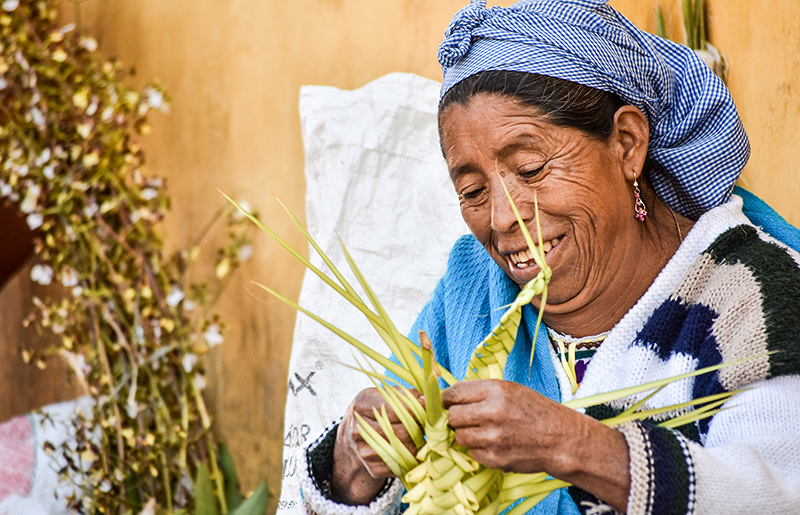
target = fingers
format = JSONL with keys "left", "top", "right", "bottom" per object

{"left": 442, "top": 380, "right": 506, "bottom": 428}
{"left": 342, "top": 387, "right": 423, "bottom": 477}
{"left": 441, "top": 379, "right": 496, "bottom": 408}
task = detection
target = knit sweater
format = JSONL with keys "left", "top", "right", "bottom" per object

{"left": 299, "top": 196, "right": 800, "bottom": 515}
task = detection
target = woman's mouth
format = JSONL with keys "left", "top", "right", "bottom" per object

{"left": 508, "top": 237, "right": 561, "bottom": 269}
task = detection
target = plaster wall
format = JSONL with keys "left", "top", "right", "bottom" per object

{"left": 1, "top": 0, "right": 797, "bottom": 506}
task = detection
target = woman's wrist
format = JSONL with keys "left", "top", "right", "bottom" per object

{"left": 549, "top": 413, "right": 631, "bottom": 512}
{"left": 331, "top": 424, "right": 387, "bottom": 505}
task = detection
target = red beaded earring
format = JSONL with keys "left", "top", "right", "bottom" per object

{"left": 633, "top": 175, "right": 647, "bottom": 222}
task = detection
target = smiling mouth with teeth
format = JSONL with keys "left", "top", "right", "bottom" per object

{"left": 508, "top": 237, "right": 561, "bottom": 268}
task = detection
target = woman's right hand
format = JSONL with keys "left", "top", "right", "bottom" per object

{"left": 331, "top": 387, "right": 421, "bottom": 504}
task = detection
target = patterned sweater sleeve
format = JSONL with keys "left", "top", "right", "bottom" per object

{"left": 617, "top": 225, "right": 800, "bottom": 515}
{"left": 298, "top": 420, "right": 405, "bottom": 515}
{"left": 618, "top": 375, "right": 800, "bottom": 515}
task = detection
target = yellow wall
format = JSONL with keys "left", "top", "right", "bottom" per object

{"left": 1, "top": 0, "right": 797, "bottom": 504}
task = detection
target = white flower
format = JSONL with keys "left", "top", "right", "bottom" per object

{"left": 2, "top": 0, "right": 19, "bottom": 12}
{"left": 80, "top": 37, "right": 98, "bottom": 52}
{"left": 183, "top": 299, "right": 196, "bottom": 312}
{"left": 194, "top": 373, "right": 207, "bottom": 390}
{"left": 14, "top": 51, "right": 28, "bottom": 71}
{"left": 17, "top": 164, "right": 28, "bottom": 176}
{"left": 166, "top": 286, "right": 184, "bottom": 307}
{"left": 83, "top": 201, "right": 98, "bottom": 218}
{"left": 31, "top": 264, "right": 53, "bottom": 285}
{"left": 141, "top": 188, "right": 158, "bottom": 200}
{"left": 126, "top": 401, "right": 138, "bottom": 419}
{"left": 148, "top": 90, "right": 164, "bottom": 110}
{"left": 232, "top": 199, "right": 251, "bottom": 221}
{"left": 26, "top": 213, "right": 43, "bottom": 230}
{"left": 204, "top": 324, "right": 223, "bottom": 347}
{"left": 76, "top": 122, "right": 92, "bottom": 139}
{"left": 238, "top": 244, "right": 253, "bottom": 262}
{"left": 43, "top": 165, "right": 55, "bottom": 179}
{"left": 0, "top": 183, "right": 10, "bottom": 197}
{"left": 30, "top": 107, "right": 45, "bottom": 128}
{"left": 138, "top": 498, "right": 156, "bottom": 515}
{"left": 36, "top": 148, "right": 51, "bottom": 165}
{"left": 20, "top": 183, "right": 40, "bottom": 213}
{"left": 0, "top": 78, "right": 7, "bottom": 90}
{"left": 182, "top": 353, "right": 197, "bottom": 373}
{"left": 135, "top": 324, "right": 145, "bottom": 344}
{"left": 61, "top": 268, "right": 79, "bottom": 287}
{"left": 72, "top": 286, "right": 83, "bottom": 297}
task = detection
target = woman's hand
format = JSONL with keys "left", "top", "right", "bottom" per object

{"left": 331, "top": 387, "right": 422, "bottom": 505}
{"left": 441, "top": 379, "right": 631, "bottom": 512}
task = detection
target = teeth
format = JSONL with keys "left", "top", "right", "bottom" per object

{"left": 509, "top": 238, "right": 560, "bottom": 267}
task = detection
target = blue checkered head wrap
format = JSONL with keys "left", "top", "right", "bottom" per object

{"left": 438, "top": 0, "right": 750, "bottom": 219}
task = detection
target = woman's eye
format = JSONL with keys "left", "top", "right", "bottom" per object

{"left": 459, "top": 187, "right": 486, "bottom": 206}
{"left": 519, "top": 166, "right": 544, "bottom": 179}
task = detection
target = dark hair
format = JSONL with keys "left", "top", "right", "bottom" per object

{"left": 439, "top": 70, "right": 625, "bottom": 141}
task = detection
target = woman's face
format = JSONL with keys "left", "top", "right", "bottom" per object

{"left": 440, "top": 93, "right": 644, "bottom": 315}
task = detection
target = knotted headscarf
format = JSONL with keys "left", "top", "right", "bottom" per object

{"left": 438, "top": 0, "right": 750, "bottom": 219}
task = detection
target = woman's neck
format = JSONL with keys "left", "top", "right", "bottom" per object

{"left": 539, "top": 201, "right": 694, "bottom": 338}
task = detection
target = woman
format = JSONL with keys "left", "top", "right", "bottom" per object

{"left": 298, "top": 1, "right": 800, "bottom": 514}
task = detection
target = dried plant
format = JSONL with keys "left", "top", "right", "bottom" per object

{"left": 0, "top": 1, "right": 266, "bottom": 513}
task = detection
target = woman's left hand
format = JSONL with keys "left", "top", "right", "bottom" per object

{"left": 441, "top": 379, "right": 631, "bottom": 511}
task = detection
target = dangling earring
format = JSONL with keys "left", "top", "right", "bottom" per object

{"left": 633, "top": 175, "right": 647, "bottom": 222}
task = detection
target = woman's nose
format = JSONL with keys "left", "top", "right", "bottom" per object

{"left": 490, "top": 182, "right": 527, "bottom": 234}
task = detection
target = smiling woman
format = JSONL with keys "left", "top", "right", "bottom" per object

{"left": 438, "top": 72, "right": 691, "bottom": 336}
{"left": 295, "top": 1, "right": 800, "bottom": 515}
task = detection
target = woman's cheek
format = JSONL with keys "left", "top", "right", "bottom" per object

{"left": 461, "top": 206, "right": 490, "bottom": 240}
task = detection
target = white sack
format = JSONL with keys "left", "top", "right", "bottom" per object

{"left": 277, "top": 72, "right": 467, "bottom": 515}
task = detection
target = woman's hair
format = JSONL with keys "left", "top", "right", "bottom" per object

{"left": 439, "top": 70, "right": 625, "bottom": 141}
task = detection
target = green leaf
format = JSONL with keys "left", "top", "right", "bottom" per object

{"left": 654, "top": 5, "right": 667, "bottom": 39}
{"left": 218, "top": 443, "right": 245, "bottom": 512}
{"left": 695, "top": 0, "right": 706, "bottom": 50}
{"left": 681, "top": 0, "right": 694, "bottom": 48}
{"left": 563, "top": 353, "right": 767, "bottom": 410}
{"left": 229, "top": 482, "right": 271, "bottom": 515}
{"left": 195, "top": 464, "right": 220, "bottom": 515}
{"left": 252, "top": 282, "right": 417, "bottom": 386}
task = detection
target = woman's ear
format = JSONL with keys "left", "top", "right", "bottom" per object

{"left": 612, "top": 105, "right": 650, "bottom": 182}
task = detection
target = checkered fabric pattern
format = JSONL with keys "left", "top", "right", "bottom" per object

{"left": 438, "top": 0, "right": 750, "bottom": 220}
